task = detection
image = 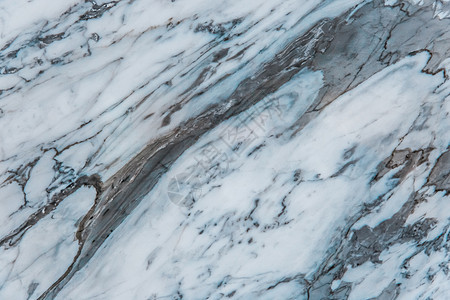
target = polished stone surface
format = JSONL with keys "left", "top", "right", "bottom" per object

{"left": 0, "top": 0, "right": 449, "bottom": 299}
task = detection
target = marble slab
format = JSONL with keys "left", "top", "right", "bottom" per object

{"left": 0, "top": 0, "right": 449, "bottom": 299}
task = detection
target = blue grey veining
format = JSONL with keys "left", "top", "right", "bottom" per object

{"left": 0, "top": 0, "right": 449, "bottom": 299}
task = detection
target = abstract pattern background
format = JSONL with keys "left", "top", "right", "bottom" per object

{"left": 0, "top": 0, "right": 449, "bottom": 299}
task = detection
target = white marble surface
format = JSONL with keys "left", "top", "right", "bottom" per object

{"left": 0, "top": 0, "right": 449, "bottom": 299}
